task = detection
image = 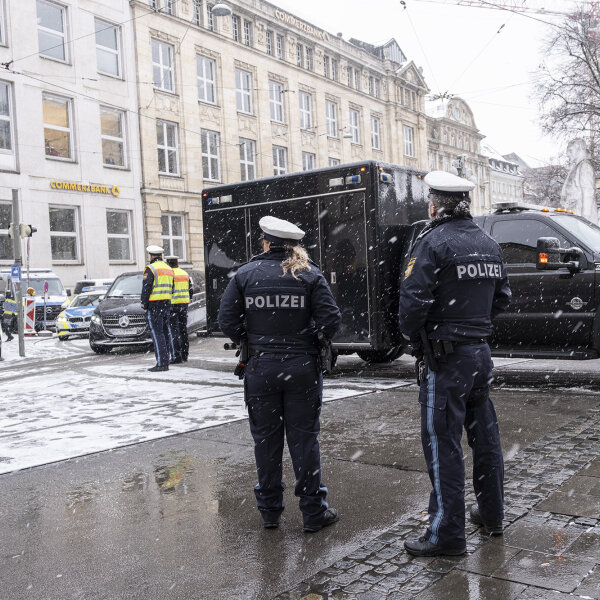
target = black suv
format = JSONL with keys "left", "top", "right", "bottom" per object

{"left": 89, "top": 270, "right": 206, "bottom": 354}
{"left": 474, "top": 202, "right": 600, "bottom": 358}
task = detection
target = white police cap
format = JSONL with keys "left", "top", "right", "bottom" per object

{"left": 165, "top": 255, "right": 179, "bottom": 261}
{"left": 259, "top": 216, "right": 305, "bottom": 243}
{"left": 425, "top": 170, "right": 475, "bottom": 193}
{"left": 146, "top": 245, "right": 164, "bottom": 254}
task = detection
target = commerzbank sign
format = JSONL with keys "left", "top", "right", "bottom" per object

{"left": 50, "top": 180, "right": 121, "bottom": 197}
{"left": 275, "top": 10, "right": 330, "bottom": 42}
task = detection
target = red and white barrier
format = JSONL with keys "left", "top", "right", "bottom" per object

{"left": 24, "top": 298, "right": 37, "bottom": 336}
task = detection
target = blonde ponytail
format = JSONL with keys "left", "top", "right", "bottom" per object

{"left": 281, "top": 243, "right": 310, "bottom": 279}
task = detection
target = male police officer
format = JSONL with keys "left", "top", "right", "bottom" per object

{"left": 165, "top": 255, "right": 192, "bottom": 364}
{"left": 399, "top": 171, "right": 511, "bottom": 557}
{"left": 218, "top": 216, "right": 342, "bottom": 532}
{"left": 141, "top": 245, "right": 174, "bottom": 372}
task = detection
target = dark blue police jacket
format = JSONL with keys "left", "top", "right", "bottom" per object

{"left": 398, "top": 216, "right": 511, "bottom": 342}
{"left": 218, "top": 248, "right": 341, "bottom": 354}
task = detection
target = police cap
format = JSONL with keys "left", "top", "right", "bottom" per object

{"left": 165, "top": 255, "right": 179, "bottom": 261}
{"left": 425, "top": 170, "right": 475, "bottom": 193}
{"left": 259, "top": 216, "right": 305, "bottom": 244}
{"left": 146, "top": 245, "right": 164, "bottom": 255}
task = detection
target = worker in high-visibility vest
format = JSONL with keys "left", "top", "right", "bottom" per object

{"left": 141, "top": 245, "right": 174, "bottom": 372}
{"left": 166, "top": 255, "right": 192, "bottom": 363}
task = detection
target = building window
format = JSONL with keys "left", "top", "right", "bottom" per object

{"left": 197, "top": 55, "right": 216, "bottom": 104}
{"left": 0, "top": 201, "right": 12, "bottom": 260}
{"left": 201, "top": 129, "right": 220, "bottom": 181}
{"left": 106, "top": 210, "right": 132, "bottom": 262}
{"left": 368, "top": 76, "right": 374, "bottom": 96}
{"left": 100, "top": 107, "right": 126, "bottom": 167}
{"left": 95, "top": 18, "right": 121, "bottom": 77}
{"left": 243, "top": 19, "right": 252, "bottom": 46}
{"left": 273, "top": 145, "right": 287, "bottom": 175}
{"left": 161, "top": 214, "right": 186, "bottom": 261}
{"left": 164, "top": 0, "right": 174, "bottom": 15}
{"left": 231, "top": 14, "right": 240, "bottom": 42}
{"left": 374, "top": 78, "right": 381, "bottom": 98}
{"left": 299, "top": 91, "right": 312, "bottom": 130}
{"left": 328, "top": 157, "right": 340, "bottom": 167}
{"left": 269, "top": 80, "right": 284, "bottom": 123}
{"left": 349, "top": 108, "right": 360, "bottom": 144}
{"left": 324, "top": 55, "right": 330, "bottom": 78}
{"left": 239, "top": 137, "right": 256, "bottom": 181}
{"left": 0, "top": 0, "right": 5, "bottom": 46}
{"left": 331, "top": 59, "right": 338, "bottom": 81}
{"left": 0, "top": 81, "right": 13, "bottom": 152}
{"left": 156, "top": 119, "right": 179, "bottom": 175}
{"left": 305, "top": 46, "right": 313, "bottom": 70}
{"left": 371, "top": 115, "right": 381, "bottom": 150}
{"left": 43, "top": 93, "right": 73, "bottom": 160}
{"left": 296, "top": 42, "right": 303, "bottom": 68}
{"left": 37, "top": 0, "right": 68, "bottom": 61}
{"left": 266, "top": 30, "right": 273, "bottom": 55}
{"left": 429, "top": 151, "right": 436, "bottom": 170}
{"left": 347, "top": 66, "right": 352, "bottom": 87}
{"left": 354, "top": 69, "right": 360, "bottom": 91}
{"left": 235, "top": 68, "right": 252, "bottom": 114}
{"left": 152, "top": 40, "right": 174, "bottom": 92}
{"left": 404, "top": 125, "right": 414, "bottom": 157}
{"left": 206, "top": 3, "right": 214, "bottom": 30}
{"left": 302, "top": 152, "right": 315, "bottom": 171}
{"left": 326, "top": 100, "right": 338, "bottom": 137}
{"left": 193, "top": 0, "right": 202, "bottom": 26}
{"left": 49, "top": 206, "right": 79, "bottom": 262}
{"left": 276, "top": 34, "right": 284, "bottom": 59}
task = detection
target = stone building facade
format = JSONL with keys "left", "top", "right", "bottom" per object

{"left": 426, "top": 97, "right": 490, "bottom": 214}
{"left": 130, "top": 0, "right": 431, "bottom": 268}
{"left": 482, "top": 144, "right": 524, "bottom": 206}
{"left": 0, "top": 0, "right": 145, "bottom": 287}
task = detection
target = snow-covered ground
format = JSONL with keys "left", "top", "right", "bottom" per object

{"left": 0, "top": 337, "right": 413, "bottom": 475}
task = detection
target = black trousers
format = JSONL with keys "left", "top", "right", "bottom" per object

{"left": 146, "top": 303, "right": 172, "bottom": 368}
{"left": 169, "top": 305, "right": 189, "bottom": 361}
{"left": 245, "top": 353, "right": 329, "bottom": 526}
{"left": 419, "top": 342, "right": 504, "bottom": 548}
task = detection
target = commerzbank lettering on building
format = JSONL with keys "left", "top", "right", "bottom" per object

{"left": 50, "top": 181, "right": 121, "bottom": 197}
{"left": 274, "top": 10, "right": 330, "bottom": 42}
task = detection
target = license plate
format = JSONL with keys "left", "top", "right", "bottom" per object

{"left": 112, "top": 328, "right": 142, "bottom": 337}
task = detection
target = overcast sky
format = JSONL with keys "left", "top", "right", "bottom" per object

{"left": 270, "top": 0, "right": 585, "bottom": 168}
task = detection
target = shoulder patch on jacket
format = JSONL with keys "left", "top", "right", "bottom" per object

{"left": 404, "top": 257, "right": 416, "bottom": 278}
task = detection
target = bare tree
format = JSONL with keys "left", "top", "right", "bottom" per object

{"left": 535, "top": 5, "right": 600, "bottom": 157}
{"left": 522, "top": 162, "right": 567, "bottom": 207}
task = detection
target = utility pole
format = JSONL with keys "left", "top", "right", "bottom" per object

{"left": 11, "top": 189, "right": 25, "bottom": 357}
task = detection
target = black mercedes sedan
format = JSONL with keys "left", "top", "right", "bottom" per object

{"left": 89, "top": 271, "right": 206, "bottom": 354}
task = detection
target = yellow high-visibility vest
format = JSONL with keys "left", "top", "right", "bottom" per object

{"left": 171, "top": 267, "right": 190, "bottom": 305}
{"left": 147, "top": 260, "right": 174, "bottom": 302}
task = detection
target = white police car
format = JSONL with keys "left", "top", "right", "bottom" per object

{"left": 56, "top": 291, "right": 105, "bottom": 340}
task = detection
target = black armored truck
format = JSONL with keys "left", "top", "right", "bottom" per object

{"left": 203, "top": 162, "right": 600, "bottom": 361}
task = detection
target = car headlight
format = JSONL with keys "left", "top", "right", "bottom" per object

{"left": 91, "top": 314, "right": 101, "bottom": 324}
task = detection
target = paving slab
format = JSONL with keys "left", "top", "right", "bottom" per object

{"left": 456, "top": 543, "right": 520, "bottom": 576}
{"left": 414, "top": 570, "right": 526, "bottom": 600}
{"left": 492, "top": 550, "right": 596, "bottom": 593}
{"left": 492, "top": 519, "right": 583, "bottom": 555}
{"left": 516, "top": 586, "right": 577, "bottom": 599}
{"left": 574, "top": 564, "right": 600, "bottom": 599}
{"left": 562, "top": 527, "right": 600, "bottom": 560}
{"left": 581, "top": 456, "right": 600, "bottom": 478}
{"left": 537, "top": 475, "right": 600, "bottom": 518}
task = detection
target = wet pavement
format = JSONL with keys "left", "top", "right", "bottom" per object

{"left": 1, "top": 338, "right": 600, "bottom": 599}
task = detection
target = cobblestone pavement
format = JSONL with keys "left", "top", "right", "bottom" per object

{"left": 275, "top": 404, "right": 600, "bottom": 599}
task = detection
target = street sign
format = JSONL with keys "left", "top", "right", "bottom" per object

{"left": 43, "top": 280, "right": 49, "bottom": 294}
{"left": 11, "top": 264, "right": 21, "bottom": 283}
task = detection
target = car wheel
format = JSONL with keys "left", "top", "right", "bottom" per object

{"left": 90, "top": 344, "right": 111, "bottom": 354}
{"left": 58, "top": 335, "right": 69, "bottom": 341}
{"left": 356, "top": 347, "right": 404, "bottom": 363}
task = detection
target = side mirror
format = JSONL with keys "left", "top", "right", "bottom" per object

{"left": 67, "top": 289, "right": 72, "bottom": 296}
{"left": 536, "top": 237, "right": 584, "bottom": 274}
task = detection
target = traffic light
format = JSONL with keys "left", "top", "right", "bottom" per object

{"left": 18, "top": 224, "right": 37, "bottom": 238}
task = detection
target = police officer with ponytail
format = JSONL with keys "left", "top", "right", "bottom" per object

{"left": 218, "top": 216, "right": 341, "bottom": 532}
{"left": 399, "top": 171, "right": 511, "bottom": 557}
